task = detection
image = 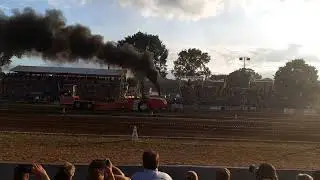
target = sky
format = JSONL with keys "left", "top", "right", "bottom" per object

{"left": 1, "top": 0, "right": 320, "bottom": 79}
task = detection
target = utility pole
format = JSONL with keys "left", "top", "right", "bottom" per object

{"left": 239, "top": 57, "right": 250, "bottom": 69}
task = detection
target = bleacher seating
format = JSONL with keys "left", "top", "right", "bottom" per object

{"left": 1, "top": 73, "right": 125, "bottom": 102}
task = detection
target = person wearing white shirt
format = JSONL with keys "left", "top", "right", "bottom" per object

{"left": 131, "top": 151, "right": 172, "bottom": 180}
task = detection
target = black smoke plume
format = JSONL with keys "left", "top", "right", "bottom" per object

{"left": 0, "top": 7, "right": 160, "bottom": 95}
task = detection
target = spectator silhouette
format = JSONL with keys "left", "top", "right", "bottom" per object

{"left": 297, "top": 173, "right": 314, "bottom": 180}
{"left": 14, "top": 165, "right": 31, "bottom": 180}
{"left": 87, "top": 160, "right": 106, "bottom": 180}
{"left": 14, "top": 163, "right": 50, "bottom": 180}
{"left": 185, "top": 171, "right": 198, "bottom": 180}
{"left": 255, "top": 163, "right": 278, "bottom": 180}
{"left": 54, "top": 162, "right": 75, "bottom": 180}
{"left": 131, "top": 150, "right": 172, "bottom": 180}
{"left": 216, "top": 168, "right": 230, "bottom": 180}
{"left": 87, "top": 159, "right": 129, "bottom": 180}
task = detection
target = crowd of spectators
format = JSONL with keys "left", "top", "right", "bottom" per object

{"left": 13, "top": 150, "right": 317, "bottom": 180}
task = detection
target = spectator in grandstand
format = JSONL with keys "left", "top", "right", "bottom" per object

{"left": 87, "top": 159, "right": 129, "bottom": 180}
{"left": 255, "top": 163, "right": 278, "bottom": 180}
{"left": 14, "top": 163, "right": 51, "bottom": 180}
{"left": 297, "top": 173, "right": 314, "bottom": 180}
{"left": 185, "top": 171, "right": 198, "bottom": 180}
{"left": 54, "top": 162, "right": 75, "bottom": 180}
{"left": 131, "top": 150, "right": 172, "bottom": 180}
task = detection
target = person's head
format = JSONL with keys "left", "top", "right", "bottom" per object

{"left": 216, "top": 168, "right": 231, "bottom": 180}
{"left": 297, "top": 174, "right": 314, "bottom": 180}
{"left": 255, "top": 163, "right": 278, "bottom": 180}
{"left": 87, "top": 160, "right": 107, "bottom": 180}
{"left": 249, "top": 165, "right": 256, "bottom": 174}
{"left": 185, "top": 171, "right": 198, "bottom": 180}
{"left": 142, "top": 150, "right": 159, "bottom": 170}
{"left": 54, "top": 162, "right": 76, "bottom": 180}
{"left": 14, "top": 165, "right": 32, "bottom": 180}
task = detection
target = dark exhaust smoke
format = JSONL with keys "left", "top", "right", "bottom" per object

{"left": 0, "top": 7, "right": 160, "bottom": 94}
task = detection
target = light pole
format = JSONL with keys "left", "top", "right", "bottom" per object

{"left": 239, "top": 57, "right": 250, "bottom": 69}
{"left": 239, "top": 57, "right": 250, "bottom": 111}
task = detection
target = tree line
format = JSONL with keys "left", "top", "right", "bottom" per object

{"left": 117, "top": 31, "right": 212, "bottom": 79}
{"left": 117, "top": 31, "right": 265, "bottom": 81}
{"left": 120, "top": 32, "right": 319, "bottom": 109}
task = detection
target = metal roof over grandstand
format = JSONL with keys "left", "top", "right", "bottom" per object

{"left": 10, "top": 65, "right": 125, "bottom": 76}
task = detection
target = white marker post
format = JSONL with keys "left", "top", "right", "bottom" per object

{"left": 132, "top": 126, "right": 139, "bottom": 141}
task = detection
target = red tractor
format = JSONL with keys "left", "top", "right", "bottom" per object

{"left": 121, "top": 96, "right": 168, "bottom": 112}
{"left": 59, "top": 91, "right": 167, "bottom": 112}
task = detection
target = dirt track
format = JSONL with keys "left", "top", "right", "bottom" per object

{"left": 4, "top": 133, "right": 320, "bottom": 169}
{"left": 1, "top": 104, "right": 320, "bottom": 168}
{"left": 0, "top": 109, "right": 320, "bottom": 142}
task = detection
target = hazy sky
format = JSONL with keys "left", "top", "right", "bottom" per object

{"left": 1, "top": 0, "right": 320, "bottom": 78}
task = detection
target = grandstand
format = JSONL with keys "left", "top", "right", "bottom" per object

{"left": 1, "top": 65, "right": 127, "bottom": 102}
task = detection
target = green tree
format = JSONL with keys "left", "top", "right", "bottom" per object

{"left": 227, "top": 68, "right": 262, "bottom": 88}
{"left": 172, "top": 48, "right": 211, "bottom": 79}
{"left": 118, "top": 31, "right": 169, "bottom": 78}
{"left": 274, "top": 59, "right": 318, "bottom": 109}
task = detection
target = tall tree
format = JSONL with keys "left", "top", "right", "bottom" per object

{"left": 172, "top": 48, "right": 211, "bottom": 79}
{"left": 118, "top": 32, "right": 169, "bottom": 78}
{"left": 274, "top": 59, "right": 318, "bottom": 109}
{"left": 227, "top": 68, "right": 262, "bottom": 88}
